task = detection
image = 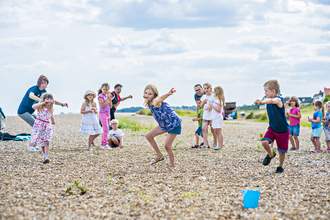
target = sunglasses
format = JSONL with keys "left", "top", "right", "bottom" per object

{"left": 111, "top": 123, "right": 118, "bottom": 125}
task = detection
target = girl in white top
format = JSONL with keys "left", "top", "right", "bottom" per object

{"left": 209, "top": 86, "right": 225, "bottom": 150}
{"left": 200, "top": 83, "right": 216, "bottom": 148}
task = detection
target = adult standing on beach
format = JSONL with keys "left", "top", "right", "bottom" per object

{"left": 110, "top": 84, "right": 133, "bottom": 119}
{"left": 194, "top": 84, "right": 205, "bottom": 116}
{"left": 17, "top": 75, "right": 68, "bottom": 152}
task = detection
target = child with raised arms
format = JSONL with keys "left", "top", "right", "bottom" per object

{"left": 79, "top": 90, "right": 103, "bottom": 151}
{"left": 144, "top": 85, "right": 182, "bottom": 169}
{"left": 200, "top": 83, "right": 216, "bottom": 148}
{"left": 209, "top": 86, "right": 225, "bottom": 150}
{"left": 254, "top": 79, "right": 289, "bottom": 173}
{"left": 30, "top": 93, "right": 55, "bottom": 163}
{"left": 98, "top": 83, "right": 113, "bottom": 149}
{"left": 108, "top": 119, "right": 124, "bottom": 148}
{"left": 285, "top": 96, "right": 301, "bottom": 150}
{"left": 191, "top": 98, "right": 204, "bottom": 148}
{"left": 308, "top": 100, "right": 324, "bottom": 153}
{"left": 321, "top": 101, "right": 330, "bottom": 151}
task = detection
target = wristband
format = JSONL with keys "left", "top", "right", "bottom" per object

{"left": 61, "top": 103, "right": 64, "bottom": 107}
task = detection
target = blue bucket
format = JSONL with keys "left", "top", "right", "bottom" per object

{"left": 242, "top": 190, "right": 261, "bottom": 209}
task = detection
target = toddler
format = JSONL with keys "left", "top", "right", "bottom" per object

{"left": 309, "top": 100, "right": 324, "bottom": 152}
{"left": 191, "top": 98, "right": 204, "bottom": 148}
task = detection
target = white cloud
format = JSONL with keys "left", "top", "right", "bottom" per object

{"left": 98, "top": 29, "right": 194, "bottom": 57}
{"left": 227, "top": 36, "right": 288, "bottom": 52}
{"left": 0, "top": 37, "right": 49, "bottom": 49}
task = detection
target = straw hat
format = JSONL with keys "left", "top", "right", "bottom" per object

{"left": 84, "top": 90, "right": 96, "bottom": 99}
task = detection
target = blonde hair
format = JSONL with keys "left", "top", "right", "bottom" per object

{"left": 143, "top": 84, "right": 159, "bottom": 108}
{"left": 264, "top": 79, "right": 279, "bottom": 94}
{"left": 110, "top": 119, "right": 119, "bottom": 126}
{"left": 38, "top": 93, "right": 54, "bottom": 113}
{"left": 84, "top": 91, "right": 96, "bottom": 107}
{"left": 313, "top": 100, "right": 325, "bottom": 118}
{"left": 289, "top": 96, "right": 300, "bottom": 107}
{"left": 203, "top": 82, "right": 212, "bottom": 89}
{"left": 326, "top": 101, "right": 330, "bottom": 108}
{"left": 213, "top": 86, "right": 226, "bottom": 107}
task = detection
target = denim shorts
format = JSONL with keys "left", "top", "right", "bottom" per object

{"left": 195, "top": 126, "right": 203, "bottom": 137}
{"left": 289, "top": 124, "right": 300, "bottom": 136}
{"left": 167, "top": 123, "right": 182, "bottom": 134}
{"left": 311, "top": 127, "right": 322, "bottom": 138}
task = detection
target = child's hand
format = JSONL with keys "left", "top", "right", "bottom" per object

{"left": 192, "top": 118, "right": 197, "bottom": 122}
{"left": 308, "top": 118, "right": 312, "bottom": 122}
{"left": 169, "top": 88, "right": 176, "bottom": 95}
{"left": 51, "top": 121, "right": 55, "bottom": 125}
{"left": 254, "top": 99, "right": 262, "bottom": 105}
{"left": 286, "top": 112, "right": 290, "bottom": 116}
{"left": 128, "top": 95, "right": 133, "bottom": 99}
{"left": 202, "top": 99, "right": 208, "bottom": 104}
{"left": 209, "top": 103, "right": 214, "bottom": 109}
{"left": 89, "top": 109, "right": 94, "bottom": 114}
{"left": 321, "top": 119, "right": 327, "bottom": 123}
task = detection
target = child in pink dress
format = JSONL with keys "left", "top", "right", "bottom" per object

{"left": 30, "top": 93, "right": 55, "bottom": 163}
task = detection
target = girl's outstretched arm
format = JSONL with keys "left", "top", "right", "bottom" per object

{"left": 121, "top": 95, "right": 133, "bottom": 101}
{"left": 154, "top": 88, "right": 176, "bottom": 106}
{"left": 32, "top": 102, "right": 45, "bottom": 110}
{"left": 51, "top": 115, "right": 55, "bottom": 125}
{"left": 54, "top": 100, "right": 68, "bottom": 107}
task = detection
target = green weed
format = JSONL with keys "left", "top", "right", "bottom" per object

{"left": 107, "top": 169, "right": 114, "bottom": 185}
{"left": 66, "top": 180, "right": 89, "bottom": 195}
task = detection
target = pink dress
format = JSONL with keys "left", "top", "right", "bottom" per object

{"left": 31, "top": 106, "right": 53, "bottom": 146}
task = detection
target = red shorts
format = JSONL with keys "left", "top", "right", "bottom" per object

{"left": 261, "top": 127, "right": 289, "bottom": 153}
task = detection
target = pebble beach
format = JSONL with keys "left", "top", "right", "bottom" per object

{"left": 1, "top": 113, "right": 330, "bottom": 219}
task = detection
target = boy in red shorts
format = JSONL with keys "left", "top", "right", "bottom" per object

{"left": 254, "top": 79, "right": 289, "bottom": 173}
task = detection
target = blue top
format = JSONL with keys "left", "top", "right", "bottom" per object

{"left": 266, "top": 96, "right": 289, "bottom": 133}
{"left": 18, "top": 85, "right": 47, "bottom": 114}
{"left": 312, "top": 110, "right": 322, "bottom": 129}
{"left": 194, "top": 92, "right": 205, "bottom": 101}
{"left": 150, "top": 101, "right": 182, "bottom": 132}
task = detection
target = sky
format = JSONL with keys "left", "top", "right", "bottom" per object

{"left": 1, "top": 0, "right": 330, "bottom": 116}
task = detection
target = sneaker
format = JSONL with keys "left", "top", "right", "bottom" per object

{"left": 289, "top": 147, "right": 296, "bottom": 151}
{"left": 213, "top": 147, "right": 222, "bottom": 150}
{"left": 262, "top": 150, "right": 277, "bottom": 166}
{"left": 27, "top": 146, "right": 37, "bottom": 152}
{"left": 275, "top": 167, "right": 284, "bottom": 173}
{"left": 43, "top": 157, "right": 50, "bottom": 164}
{"left": 199, "top": 142, "right": 204, "bottom": 147}
{"left": 34, "top": 147, "right": 41, "bottom": 151}
{"left": 327, "top": 147, "right": 330, "bottom": 151}
{"left": 311, "top": 149, "right": 320, "bottom": 153}
{"left": 103, "top": 145, "right": 112, "bottom": 149}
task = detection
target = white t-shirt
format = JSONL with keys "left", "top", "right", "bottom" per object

{"left": 108, "top": 129, "right": 124, "bottom": 140}
{"left": 211, "top": 99, "right": 223, "bottom": 120}
{"left": 201, "top": 94, "right": 215, "bottom": 120}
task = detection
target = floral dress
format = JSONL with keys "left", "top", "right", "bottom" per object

{"left": 31, "top": 106, "right": 53, "bottom": 146}
{"left": 150, "top": 102, "right": 182, "bottom": 132}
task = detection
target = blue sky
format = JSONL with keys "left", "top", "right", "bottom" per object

{"left": 1, "top": 0, "right": 330, "bottom": 115}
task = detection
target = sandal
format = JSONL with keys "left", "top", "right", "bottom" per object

{"left": 151, "top": 155, "right": 164, "bottom": 165}
{"left": 87, "top": 147, "right": 93, "bottom": 151}
{"left": 191, "top": 145, "right": 199, "bottom": 148}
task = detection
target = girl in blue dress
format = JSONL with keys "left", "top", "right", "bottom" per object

{"left": 143, "top": 85, "right": 182, "bottom": 169}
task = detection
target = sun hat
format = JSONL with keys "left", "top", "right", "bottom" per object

{"left": 84, "top": 90, "right": 96, "bottom": 99}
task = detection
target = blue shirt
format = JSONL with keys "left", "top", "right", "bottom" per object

{"left": 312, "top": 110, "right": 322, "bottom": 129}
{"left": 18, "top": 85, "right": 47, "bottom": 114}
{"left": 266, "top": 96, "right": 289, "bottom": 133}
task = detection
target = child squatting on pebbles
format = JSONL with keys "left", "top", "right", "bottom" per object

{"left": 143, "top": 85, "right": 182, "bottom": 169}
{"left": 254, "top": 79, "right": 289, "bottom": 173}
{"left": 79, "top": 90, "right": 103, "bottom": 151}
{"left": 107, "top": 119, "right": 124, "bottom": 148}
{"left": 30, "top": 93, "right": 55, "bottom": 164}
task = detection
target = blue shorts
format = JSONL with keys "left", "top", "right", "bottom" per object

{"left": 289, "top": 125, "right": 300, "bottom": 136}
{"left": 162, "top": 123, "right": 181, "bottom": 134}
{"left": 195, "top": 127, "right": 203, "bottom": 137}
{"left": 311, "top": 127, "right": 322, "bottom": 138}
{"left": 110, "top": 136, "right": 120, "bottom": 148}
